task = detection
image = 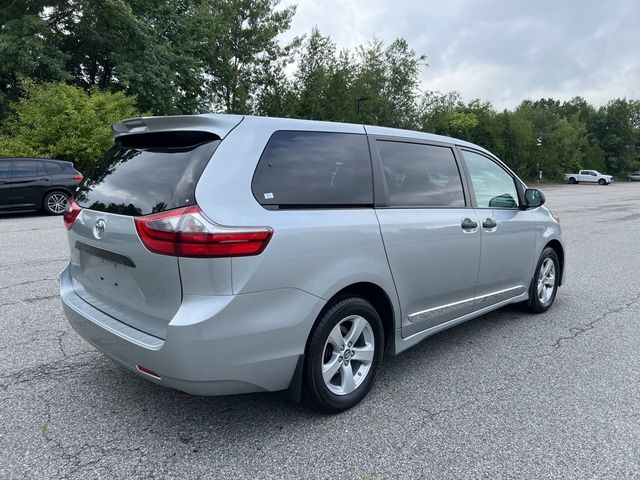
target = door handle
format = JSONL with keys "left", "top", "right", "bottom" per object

{"left": 461, "top": 218, "right": 478, "bottom": 230}
{"left": 482, "top": 218, "right": 497, "bottom": 229}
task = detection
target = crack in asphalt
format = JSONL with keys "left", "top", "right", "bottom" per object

{"left": 0, "top": 351, "right": 97, "bottom": 391}
{"left": 417, "top": 384, "right": 512, "bottom": 421}
{"left": 550, "top": 293, "right": 640, "bottom": 350}
{"left": 0, "top": 294, "right": 60, "bottom": 307}
{"left": 0, "top": 277, "right": 57, "bottom": 290}
{"left": 0, "top": 258, "right": 66, "bottom": 271}
{"left": 37, "top": 391, "right": 148, "bottom": 479}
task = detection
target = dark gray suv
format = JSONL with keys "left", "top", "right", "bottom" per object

{"left": 0, "top": 157, "right": 82, "bottom": 214}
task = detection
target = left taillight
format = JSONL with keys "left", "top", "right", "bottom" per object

{"left": 73, "top": 172, "right": 83, "bottom": 182}
{"left": 63, "top": 197, "right": 82, "bottom": 230}
{"left": 134, "top": 205, "right": 273, "bottom": 258}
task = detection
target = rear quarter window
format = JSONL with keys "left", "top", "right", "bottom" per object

{"left": 43, "top": 161, "right": 66, "bottom": 175}
{"left": 251, "top": 131, "right": 373, "bottom": 208}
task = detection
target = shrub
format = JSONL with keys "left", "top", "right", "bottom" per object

{"left": 0, "top": 82, "right": 140, "bottom": 171}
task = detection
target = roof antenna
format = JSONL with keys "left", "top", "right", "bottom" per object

{"left": 197, "top": 106, "right": 212, "bottom": 114}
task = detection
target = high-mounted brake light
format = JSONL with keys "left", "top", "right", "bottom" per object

{"left": 134, "top": 205, "right": 273, "bottom": 258}
{"left": 63, "top": 197, "right": 82, "bottom": 230}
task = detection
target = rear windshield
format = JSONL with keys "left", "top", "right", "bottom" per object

{"left": 75, "top": 132, "right": 219, "bottom": 216}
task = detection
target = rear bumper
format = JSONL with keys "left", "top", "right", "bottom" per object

{"left": 60, "top": 265, "right": 323, "bottom": 395}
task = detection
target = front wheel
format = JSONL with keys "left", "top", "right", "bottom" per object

{"left": 43, "top": 191, "right": 69, "bottom": 215}
{"left": 302, "top": 296, "right": 384, "bottom": 413}
{"left": 526, "top": 247, "right": 560, "bottom": 313}
{"left": 598, "top": 178, "right": 606, "bottom": 185}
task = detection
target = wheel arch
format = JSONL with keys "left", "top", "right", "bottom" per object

{"left": 287, "top": 281, "right": 397, "bottom": 404}
{"left": 544, "top": 239, "right": 565, "bottom": 285}
{"left": 307, "top": 280, "right": 398, "bottom": 354}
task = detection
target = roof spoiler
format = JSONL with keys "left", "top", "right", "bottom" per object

{"left": 111, "top": 114, "right": 244, "bottom": 140}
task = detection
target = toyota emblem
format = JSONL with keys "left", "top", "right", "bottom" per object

{"left": 94, "top": 219, "right": 106, "bottom": 239}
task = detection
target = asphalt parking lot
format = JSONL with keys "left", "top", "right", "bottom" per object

{"left": 1, "top": 183, "right": 639, "bottom": 479}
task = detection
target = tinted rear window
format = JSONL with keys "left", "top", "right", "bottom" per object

{"left": 252, "top": 131, "right": 373, "bottom": 207}
{"left": 377, "top": 141, "right": 465, "bottom": 207}
{"left": 43, "top": 161, "right": 69, "bottom": 175}
{"left": 75, "top": 132, "right": 220, "bottom": 216}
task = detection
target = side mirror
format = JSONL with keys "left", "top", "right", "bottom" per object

{"left": 523, "top": 188, "right": 545, "bottom": 209}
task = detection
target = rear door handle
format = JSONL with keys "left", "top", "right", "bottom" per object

{"left": 482, "top": 218, "right": 497, "bottom": 229}
{"left": 461, "top": 218, "right": 478, "bottom": 230}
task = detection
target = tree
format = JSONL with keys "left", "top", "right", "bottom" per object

{"left": 195, "top": 0, "right": 296, "bottom": 113}
{"left": 0, "top": 1, "right": 68, "bottom": 116}
{"left": 292, "top": 27, "right": 339, "bottom": 120}
{"left": 591, "top": 99, "right": 638, "bottom": 175}
{"left": 0, "top": 81, "right": 140, "bottom": 170}
{"left": 353, "top": 38, "right": 426, "bottom": 129}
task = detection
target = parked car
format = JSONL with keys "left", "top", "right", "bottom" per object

{"left": 628, "top": 171, "right": 640, "bottom": 181}
{"left": 60, "top": 114, "right": 565, "bottom": 412}
{"left": 564, "top": 169, "right": 613, "bottom": 185}
{"left": 0, "top": 157, "right": 82, "bottom": 214}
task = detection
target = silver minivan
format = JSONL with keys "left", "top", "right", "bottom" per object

{"left": 60, "top": 114, "right": 564, "bottom": 412}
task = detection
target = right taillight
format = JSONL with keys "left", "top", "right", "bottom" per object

{"left": 134, "top": 205, "right": 273, "bottom": 258}
{"left": 63, "top": 196, "right": 82, "bottom": 230}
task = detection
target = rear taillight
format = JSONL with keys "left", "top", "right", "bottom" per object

{"left": 134, "top": 205, "right": 273, "bottom": 258}
{"left": 63, "top": 197, "right": 82, "bottom": 230}
{"left": 73, "top": 172, "right": 83, "bottom": 182}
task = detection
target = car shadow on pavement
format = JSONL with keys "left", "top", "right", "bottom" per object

{"left": 64, "top": 301, "right": 536, "bottom": 435}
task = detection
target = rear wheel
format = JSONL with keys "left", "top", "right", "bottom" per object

{"left": 598, "top": 178, "right": 606, "bottom": 185}
{"left": 43, "top": 191, "right": 69, "bottom": 215}
{"left": 568, "top": 177, "right": 577, "bottom": 184}
{"left": 302, "top": 296, "right": 384, "bottom": 413}
{"left": 526, "top": 247, "right": 560, "bottom": 313}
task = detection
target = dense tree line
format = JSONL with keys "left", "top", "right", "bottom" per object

{"left": 1, "top": 1, "right": 639, "bottom": 180}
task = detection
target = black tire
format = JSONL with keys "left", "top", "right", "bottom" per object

{"left": 598, "top": 178, "right": 606, "bottom": 185}
{"left": 43, "top": 191, "right": 69, "bottom": 215}
{"left": 568, "top": 177, "right": 577, "bottom": 184}
{"left": 302, "top": 296, "right": 384, "bottom": 413}
{"left": 526, "top": 247, "right": 560, "bottom": 313}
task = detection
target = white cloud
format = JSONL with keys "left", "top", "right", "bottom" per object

{"left": 279, "top": 0, "right": 640, "bottom": 108}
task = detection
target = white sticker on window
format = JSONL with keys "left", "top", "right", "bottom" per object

{"left": 264, "top": 192, "right": 274, "bottom": 199}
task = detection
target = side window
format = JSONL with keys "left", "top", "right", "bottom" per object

{"left": 44, "top": 161, "right": 65, "bottom": 175}
{"left": 0, "top": 160, "right": 11, "bottom": 179}
{"left": 252, "top": 131, "right": 373, "bottom": 207}
{"left": 462, "top": 150, "right": 519, "bottom": 209}
{"left": 12, "top": 160, "right": 38, "bottom": 178}
{"left": 377, "top": 141, "right": 465, "bottom": 207}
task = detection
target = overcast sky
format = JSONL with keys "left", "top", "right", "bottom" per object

{"left": 279, "top": 0, "right": 640, "bottom": 109}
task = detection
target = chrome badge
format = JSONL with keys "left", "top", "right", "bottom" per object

{"left": 94, "top": 219, "right": 106, "bottom": 239}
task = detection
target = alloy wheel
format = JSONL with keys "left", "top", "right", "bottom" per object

{"left": 47, "top": 193, "right": 68, "bottom": 214}
{"left": 537, "top": 258, "right": 556, "bottom": 305}
{"left": 321, "top": 315, "right": 375, "bottom": 396}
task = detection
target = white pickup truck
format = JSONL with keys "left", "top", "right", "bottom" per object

{"left": 564, "top": 170, "right": 613, "bottom": 185}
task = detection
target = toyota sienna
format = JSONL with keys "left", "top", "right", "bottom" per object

{"left": 60, "top": 114, "right": 564, "bottom": 412}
